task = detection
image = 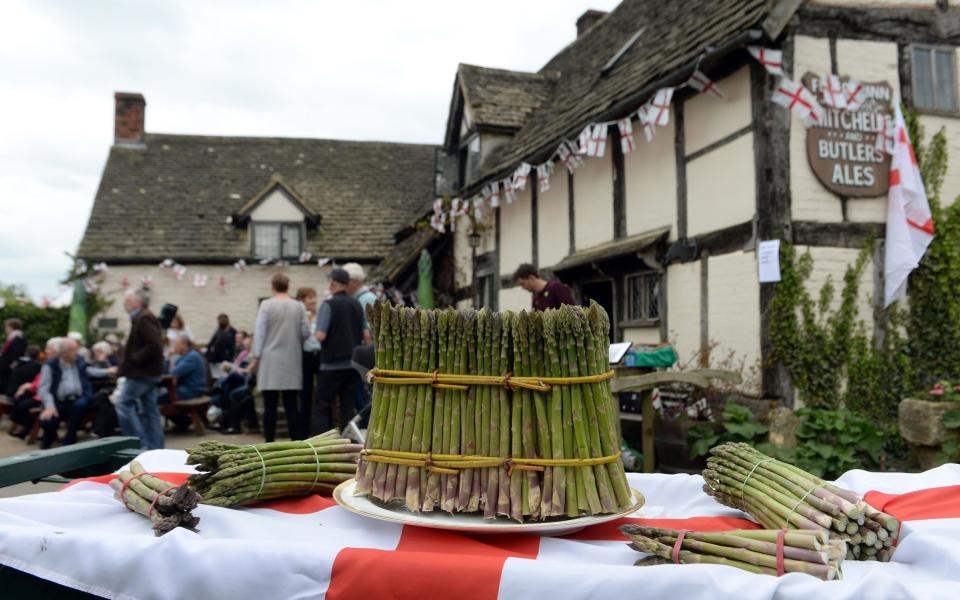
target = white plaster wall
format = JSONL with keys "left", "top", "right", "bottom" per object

{"left": 95, "top": 263, "right": 333, "bottom": 337}
{"left": 797, "top": 246, "right": 876, "bottom": 330}
{"left": 686, "top": 133, "right": 756, "bottom": 236}
{"left": 538, "top": 166, "right": 570, "bottom": 268}
{"left": 836, "top": 38, "right": 900, "bottom": 222}
{"left": 453, "top": 214, "right": 473, "bottom": 291}
{"left": 498, "top": 286, "right": 530, "bottom": 313}
{"left": 249, "top": 189, "right": 303, "bottom": 221}
{"left": 707, "top": 252, "right": 761, "bottom": 391}
{"left": 499, "top": 186, "right": 533, "bottom": 276}
{"left": 665, "top": 260, "right": 701, "bottom": 364}
{"left": 572, "top": 152, "right": 614, "bottom": 250}
{"left": 685, "top": 66, "right": 753, "bottom": 154}
{"left": 622, "top": 326, "right": 661, "bottom": 346}
{"left": 624, "top": 117, "right": 677, "bottom": 239}
{"left": 790, "top": 35, "right": 844, "bottom": 222}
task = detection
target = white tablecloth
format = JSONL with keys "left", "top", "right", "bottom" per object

{"left": 0, "top": 450, "right": 959, "bottom": 599}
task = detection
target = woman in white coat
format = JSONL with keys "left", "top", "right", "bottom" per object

{"left": 250, "top": 273, "right": 310, "bottom": 442}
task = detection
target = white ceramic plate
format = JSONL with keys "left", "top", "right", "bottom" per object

{"left": 333, "top": 478, "right": 646, "bottom": 536}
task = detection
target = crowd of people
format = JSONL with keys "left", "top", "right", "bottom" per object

{"left": 0, "top": 262, "right": 379, "bottom": 451}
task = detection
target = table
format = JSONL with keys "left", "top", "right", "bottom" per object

{"left": 0, "top": 450, "right": 958, "bottom": 599}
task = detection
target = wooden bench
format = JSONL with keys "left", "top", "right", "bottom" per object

{"left": 159, "top": 393, "right": 211, "bottom": 435}
{"left": 614, "top": 368, "right": 741, "bottom": 473}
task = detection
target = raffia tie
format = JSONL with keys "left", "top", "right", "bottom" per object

{"left": 118, "top": 472, "right": 152, "bottom": 511}
{"left": 368, "top": 368, "right": 615, "bottom": 393}
{"left": 361, "top": 448, "right": 622, "bottom": 476}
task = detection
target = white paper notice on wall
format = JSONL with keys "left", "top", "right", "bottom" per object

{"left": 757, "top": 239, "right": 782, "bottom": 283}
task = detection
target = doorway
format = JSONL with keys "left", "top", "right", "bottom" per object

{"left": 578, "top": 279, "right": 616, "bottom": 342}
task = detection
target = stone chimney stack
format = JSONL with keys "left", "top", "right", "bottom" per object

{"left": 576, "top": 9, "right": 608, "bottom": 38}
{"left": 114, "top": 92, "right": 146, "bottom": 145}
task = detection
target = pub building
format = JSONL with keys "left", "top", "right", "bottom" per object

{"left": 439, "top": 0, "right": 960, "bottom": 403}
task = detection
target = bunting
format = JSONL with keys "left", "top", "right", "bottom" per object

{"left": 687, "top": 70, "right": 723, "bottom": 98}
{"left": 617, "top": 118, "right": 636, "bottom": 153}
{"left": 747, "top": 46, "right": 783, "bottom": 76}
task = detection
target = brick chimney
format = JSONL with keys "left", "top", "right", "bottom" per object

{"left": 576, "top": 9, "right": 608, "bottom": 38}
{"left": 114, "top": 92, "right": 146, "bottom": 145}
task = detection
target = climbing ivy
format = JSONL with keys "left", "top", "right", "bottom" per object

{"left": 902, "top": 113, "right": 960, "bottom": 387}
{"left": 768, "top": 239, "right": 872, "bottom": 409}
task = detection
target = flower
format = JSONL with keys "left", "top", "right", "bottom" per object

{"left": 929, "top": 383, "right": 946, "bottom": 397}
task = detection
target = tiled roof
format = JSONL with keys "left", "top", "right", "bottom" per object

{"left": 474, "top": 0, "right": 774, "bottom": 184}
{"left": 77, "top": 134, "right": 438, "bottom": 262}
{"left": 458, "top": 64, "right": 559, "bottom": 130}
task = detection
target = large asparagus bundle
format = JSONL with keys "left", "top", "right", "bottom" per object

{"left": 621, "top": 524, "right": 845, "bottom": 580}
{"left": 110, "top": 460, "right": 201, "bottom": 536}
{"left": 187, "top": 429, "right": 361, "bottom": 507}
{"left": 703, "top": 443, "right": 899, "bottom": 561}
{"left": 355, "top": 302, "right": 633, "bottom": 522}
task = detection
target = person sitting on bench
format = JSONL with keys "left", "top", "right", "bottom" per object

{"left": 158, "top": 335, "right": 207, "bottom": 432}
{"left": 37, "top": 338, "right": 92, "bottom": 449}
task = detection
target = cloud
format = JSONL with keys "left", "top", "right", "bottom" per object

{"left": 0, "top": 0, "right": 620, "bottom": 299}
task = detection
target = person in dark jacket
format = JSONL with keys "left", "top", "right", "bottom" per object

{"left": 312, "top": 268, "right": 368, "bottom": 434}
{"left": 37, "top": 338, "right": 92, "bottom": 449}
{"left": 5, "top": 344, "right": 41, "bottom": 398}
{"left": 512, "top": 264, "right": 576, "bottom": 311}
{"left": 116, "top": 290, "right": 166, "bottom": 450}
{"left": 1, "top": 318, "right": 27, "bottom": 398}
{"left": 205, "top": 313, "right": 236, "bottom": 373}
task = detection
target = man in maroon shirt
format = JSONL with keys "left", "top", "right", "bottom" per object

{"left": 512, "top": 264, "right": 576, "bottom": 311}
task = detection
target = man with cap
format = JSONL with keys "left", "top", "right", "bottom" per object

{"left": 313, "top": 268, "right": 369, "bottom": 434}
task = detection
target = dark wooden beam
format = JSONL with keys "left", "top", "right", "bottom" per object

{"left": 568, "top": 171, "right": 576, "bottom": 255}
{"left": 694, "top": 221, "right": 754, "bottom": 257}
{"left": 675, "top": 99, "right": 688, "bottom": 239}
{"left": 792, "top": 221, "right": 884, "bottom": 248}
{"left": 898, "top": 42, "right": 915, "bottom": 108}
{"left": 699, "top": 252, "right": 709, "bottom": 367}
{"left": 752, "top": 41, "right": 794, "bottom": 404}
{"left": 612, "top": 128, "right": 627, "bottom": 240}
{"left": 685, "top": 124, "right": 753, "bottom": 164}
{"left": 531, "top": 182, "right": 539, "bottom": 268}
{"left": 794, "top": 4, "right": 960, "bottom": 45}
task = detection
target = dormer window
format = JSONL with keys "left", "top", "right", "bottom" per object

{"left": 253, "top": 222, "right": 302, "bottom": 259}
{"left": 231, "top": 175, "right": 320, "bottom": 260}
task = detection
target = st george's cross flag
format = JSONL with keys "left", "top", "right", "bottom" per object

{"left": 687, "top": 70, "right": 724, "bottom": 98}
{"left": 747, "top": 46, "right": 783, "bottom": 76}
{"left": 1, "top": 450, "right": 960, "bottom": 599}
{"left": 772, "top": 78, "right": 820, "bottom": 123}
{"left": 820, "top": 74, "right": 847, "bottom": 109}
{"left": 617, "top": 118, "right": 636, "bottom": 153}
{"left": 885, "top": 103, "right": 934, "bottom": 306}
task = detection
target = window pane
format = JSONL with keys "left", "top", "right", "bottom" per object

{"left": 934, "top": 49, "right": 958, "bottom": 111}
{"left": 648, "top": 275, "right": 660, "bottom": 320}
{"left": 627, "top": 273, "right": 660, "bottom": 321}
{"left": 253, "top": 224, "right": 280, "bottom": 259}
{"left": 281, "top": 224, "right": 301, "bottom": 257}
{"left": 913, "top": 47, "right": 935, "bottom": 110}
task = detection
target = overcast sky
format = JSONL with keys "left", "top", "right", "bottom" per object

{"left": 0, "top": 0, "right": 619, "bottom": 301}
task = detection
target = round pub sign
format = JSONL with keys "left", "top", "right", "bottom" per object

{"left": 803, "top": 73, "right": 893, "bottom": 198}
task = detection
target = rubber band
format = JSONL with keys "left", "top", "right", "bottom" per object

{"left": 118, "top": 472, "right": 152, "bottom": 511}
{"left": 147, "top": 486, "right": 178, "bottom": 517}
{"left": 303, "top": 440, "right": 321, "bottom": 491}
{"left": 248, "top": 445, "right": 268, "bottom": 500}
{"left": 739, "top": 458, "right": 774, "bottom": 500}
{"left": 784, "top": 483, "right": 821, "bottom": 528}
{"left": 672, "top": 529, "right": 688, "bottom": 564}
{"left": 776, "top": 529, "right": 786, "bottom": 576}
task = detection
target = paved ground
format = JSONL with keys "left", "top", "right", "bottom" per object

{"left": 0, "top": 425, "right": 265, "bottom": 499}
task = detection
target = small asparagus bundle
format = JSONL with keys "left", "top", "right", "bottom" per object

{"left": 703, "top": 443, "right": 900, "bottom": 561}
{"left": 187, "top": 429, "right": 360, "bottom": 507}
{"left": 110, "top": 460, "right": 201, "bottom": 536}
{"left": 621, "top": 524, "right": 845, "bottom": 580}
